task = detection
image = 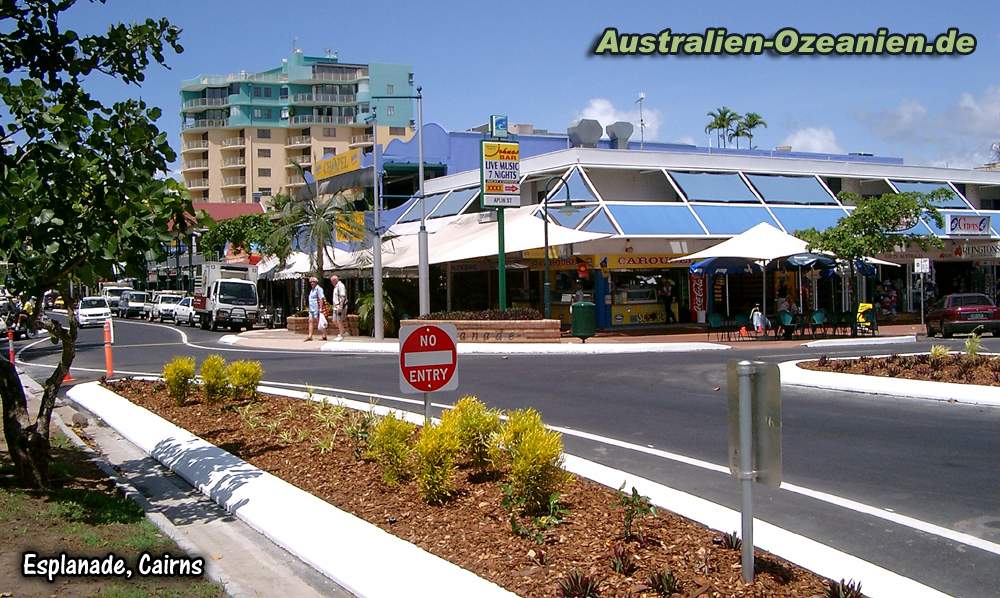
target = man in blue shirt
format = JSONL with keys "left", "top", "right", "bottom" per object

{"left": 305, "top": 276, "right": 327, "bottom": 341}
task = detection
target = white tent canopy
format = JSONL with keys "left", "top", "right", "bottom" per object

{"left": 672, "top": 222, "right": 809, "bottom": 263}
{"left": 258, "top": 246, "right": 366, "bottom": 280}
{"left": 382, "top": 205, "right": 608, "bottom": 268}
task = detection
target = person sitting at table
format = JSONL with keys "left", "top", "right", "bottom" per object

{"left": 776, "top": 294, "right": 790, "bottom": 314}
{"left": 750, "top": 303, "right": 769, "bottom": 333}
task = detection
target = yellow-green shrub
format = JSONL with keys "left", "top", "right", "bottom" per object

{"left": 440, "top": 395, "right": 501, "bottom": 472}
{"left": 415, "top": 422, "right": 461, "bottom": 504}
{"left": 162, "top": 356, "right": 196, "bottom": 406}
{"left": 199, "top": 354, "right": 228, "bottom": 403}
{"left": 227, "top": 359, "right": 263, "bottom": 401}
{"left": 366, "top": 413, "right": 416, "bottom": 486}
{"left": 491, "top": 408, "right": 568, "bottom": 514}
{"left": 489, "top": 408, "right": 544, "bottom": 469}
{"left": 929, "top": 344, "right": 950, "bottom": 359}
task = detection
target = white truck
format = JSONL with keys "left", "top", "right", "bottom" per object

{"left": 100, "top": 283, "right": 133, "bottom": 310}
{"left": 193, "top": 262, "right": 260, "bottom": 332}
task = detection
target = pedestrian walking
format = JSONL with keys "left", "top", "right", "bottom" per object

{"left": 329, "top": 274, "right": 347, "bottom": 341}
{"left": 305, "top": 276, "right": 327, "bottom": 341}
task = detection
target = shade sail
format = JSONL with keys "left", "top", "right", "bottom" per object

{"left": 673, "top": 222, "right": 809, "bottom": 263}
{"left": 258, "top": 246, "right": 369, "bottom": 280}
{"left": 382, "top": 205, "right": 609, "bottom": 268}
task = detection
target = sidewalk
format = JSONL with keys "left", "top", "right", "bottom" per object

{"left": 223, "top": 323, "right": 928, "bottom": 354}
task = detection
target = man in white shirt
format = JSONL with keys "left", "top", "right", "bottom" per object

{"left": 329, "top": 274, "right": 347, "bottom": 341}
{"left": 305, "top": 276, "right": 326, "bottom": 341}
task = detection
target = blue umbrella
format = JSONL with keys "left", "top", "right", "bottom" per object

{"left": 690, "top": 258, "right": 762, "bottom": 317}
{"left": 784, "top": 253, "right": 836, "bottom": 313}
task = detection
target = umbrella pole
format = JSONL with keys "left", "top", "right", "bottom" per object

{"left": 798, "top": 266, "right": 803, "bottom": 313}
{"left": 726, "top": 273, "right": 730, "bottom": 318}
{"left": 761, "top": 261, "right": 767, "bottom": 327}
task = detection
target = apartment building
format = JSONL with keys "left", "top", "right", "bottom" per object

{"left": 179, "top": 49, "right": 415, "bottom": 203}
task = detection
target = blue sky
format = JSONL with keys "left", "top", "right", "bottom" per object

{"left": 64, "top": 0, "right": 1000, "bottom": 169}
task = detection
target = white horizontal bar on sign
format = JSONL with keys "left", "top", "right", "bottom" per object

{"left": 404, "top": 350, "right": 453, "bottom": 368}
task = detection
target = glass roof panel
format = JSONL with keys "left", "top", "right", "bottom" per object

{"left": 770, "top": 207, "right": 847, "bottom": 234}
{"left": 692, "top": 205, "right": 779, "bottom": 235}
{"left": 668, "top": 171, "right": 758, "bottom": 203}
{"left": 430, "top": 187, "right": 478, "bottom": 218}
{"left": 397, "top": 192, "right": 448, "bottom": 223}
{"left": 548, "top": 168, "right": 598, "bottom": 201}
{"left": 745, "top": 174, "right": 836, "bottom": 205}
{"left": 582, "top": 208, "right": 619, "bottom": 234}
{"left": 606, "top": 204, "right": 704, "bottom": 235}
{"left": 547, "top": 204, "right": 597, "bottom": 229}
{"left": 891, "top": 181, "right": 968, "bottom": 209}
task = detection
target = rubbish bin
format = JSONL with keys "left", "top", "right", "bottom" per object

{"left": 571, "top": 301, "right": 596, "bottom": 343}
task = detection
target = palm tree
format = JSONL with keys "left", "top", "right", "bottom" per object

{"left": 740, "top": 113, "right": 767, "bottom": 149}
{"left": 706, "top": 106, "right": 741, "bottom": 148}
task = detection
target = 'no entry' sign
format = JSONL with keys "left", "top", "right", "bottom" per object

{"left": 398, "top": 323, "right": 458, "bottom": 394}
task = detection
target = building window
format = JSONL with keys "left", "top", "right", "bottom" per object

{"left": 253, "top": 108, "right": 273, "bottom": 119}
{"left": 386, "top": 84, "right": 394, "bottom": 95}
{"left": 323, "top": 127, "right": 337, "bottom": 138}
{"left": 263, "top": 87, "right": 272, "bottom": 98}
{"left": 258, "top": 187, "right": 272, "bottom": 196}
{"left": 280, "top": 107, "right": 289, "bottom": 119}
{"left": 258, "top": 168, "right": 271, "bottom": 177}
{"left": 253, "top": 86, "right": 261, "bottom": 97}
{"left": 257, "top": 128, "right": 271, "bottom": 139}
{"left": 389, "top": 126, "right": 406, "bottom": 136}
{"left": 385, "top": 105, "right": 395, "bottom": 117}
{"left": 257, "top": 148, "right": 271, "bottom": 158}
{"left": 279, "top": 87, "right": 288, "bottom": 99}
{"left": 323, "top": 147, "right": 336, "bottom": 157}
{"left": 228, "top": 83, "right": 240, "bottom": 95}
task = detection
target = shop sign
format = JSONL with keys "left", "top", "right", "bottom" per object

{"left": 314, "top": 148, "right": 362, "bottom": 181}
{"left": 946, "top": 214, "right": 991, "bottom": 236}
{"left": 480, "top": 140, "right": 520, "bottom": 208}
{"left": 689, "top": 273, "right": 707, "bottom": 320}
{"left": 961, "top": 242, "right": 1000, "bottom": 259}
{"left": 598, "top": 254, "right": 683, "bottom": 269}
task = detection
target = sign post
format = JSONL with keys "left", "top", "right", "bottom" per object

{"left": 727, "top": 360, "right": 781, "bottom": 583}
{"left": 399, "top": 323, "right": 459, "bottom": 424}
{"left": 480, "top": 120, "right": 520, "bottom": 311}
{"left": 914, "top": 258, "right": 930, "bottom": 328}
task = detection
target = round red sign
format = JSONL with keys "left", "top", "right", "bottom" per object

{"left": 399, "top": 325, "right": 458, "bottom": 393}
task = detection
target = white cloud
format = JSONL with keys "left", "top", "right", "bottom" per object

{"left": 780, "top": 127, "right": 843, "bottom": 154}
{"left": 575, "top": 98, "right": 663, "bottom": 141}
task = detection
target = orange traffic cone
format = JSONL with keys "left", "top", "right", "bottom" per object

{"left": 63, "top": 369, "right": 74, "bottom": 383}
{"left": 739, "top": 326, "right": 748, "bottom": 337}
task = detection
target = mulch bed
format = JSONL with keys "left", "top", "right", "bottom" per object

{"left": 800, "top": 352, "right": 1000, "bottom": 386}
{"left": 105, "top": 379, "right": 835, "bottom": 597}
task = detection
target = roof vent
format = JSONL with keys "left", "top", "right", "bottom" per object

{"left": 775, "top": 145, "right": 792, "bottom": 152}
{"left": 606, "top": 121, "right": 634, "bottom": 149}
{"left": 567, "top": 119, "right": 602, "bottom": 148}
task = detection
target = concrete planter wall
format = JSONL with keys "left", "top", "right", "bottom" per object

{"left": 286, "top": 314, "right": 360, "bottom": 337}
{"left": 401, "top": 319, "right": 561, "bottom": 343}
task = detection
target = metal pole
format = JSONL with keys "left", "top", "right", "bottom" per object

{"left": 725, "top": 273, "right": 730, "bottom": 319}
{"left": 737, "top": 360, "right": 755, "bottom": 582}
{"left": 543, "top": 200, "right": 550, "bottom": 319}
{"left": 188, "top": 234, "right": 194, "bottom": 293}
{"left": 497, "top": 208, "right": 506, "bottom": 310}
{"left": 423, "top": 392, "right": 430, "bottom": 425}
{"left": 372, "top": 113, "right": 384, "bottom": 341}
{"left": 446, "top": 262, "right": 453, "bottom": 311}
{"left": 417, "top": 88, "right": 429, "bottom": 317}
{"left": 920, "top": 272, "right": 925, "bottom": 329}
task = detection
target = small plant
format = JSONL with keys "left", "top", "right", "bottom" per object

{"left": 929, "top": 344, "right": 951, "bottom": 359}
{"left": 345, "top": 409, "right": 377, "bottom": 460}
{"left": 646, "top": 568, "right": 680, "bottom": 595}
{"left": 313, "top": 431, "right": 338, "bottom": 454}
{"left": 366, "top": 413, "right": 416, "bottom": 486}
{"left": 312, "top": 399, "right": 348, "bottom": 430}
{"left": 884, "top": 364, "right": 902, "bottom": 378}
{"left": 913, "top": 353, "right": 930, "bottom": 365}
{"left": 826, "top": 578, "right": 864, "bottom": 598}
{"left": 489, "top": 408, "right": 545, "bottom": 468}
{"left": 162, "top": 356, "right": 196, "bottom": 406}
{"left": 227, "top": 359, "right": 263, "bottom": 401}
{"left": 439, "top": 395, "right": 501, "bottom": 473}
{"left": 616, "top": 483, "right": 657, "bottom": 541}
{"left": 717, "top": 530, "right": 741, "bottom": 550}
{"left": 235, "top": 402, "right": 263, "bottom": 429}
{"left": 557, "top": 569, "right": 600, "bottom": 597}
{"left": 199, "top": 354, "right": 228, "bottom": 403}
{"left": 816, "top": 354, "right": 829, "bottom": 367}
{"left": 414, "top": 422, "right": 461, "bottom": 504}
{"left": 609, "top": 543, "right": 638, "bottom": 576}
{"left": 965, "top": 327, "right": 984, "bottom": 357}
{"left": 505, "top": 418, "right": 569, "bottom": 514}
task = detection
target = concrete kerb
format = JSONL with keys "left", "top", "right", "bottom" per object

{"left": 801, "top": 335, "right": 918, "bottom": 348}
{"left": 779, "top": 358, "right": 1000, "bottom": 407}
{"left": 75, "top": 377, "right": 946, "bottom": 598}
{"left": 322, "top": 341, "right": 732, "bottom": 354}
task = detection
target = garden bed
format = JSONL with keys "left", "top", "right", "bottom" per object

{"left": 401, "top": 319, "right": 561, "bottom": 343}
{"left": 103, "top": 378, "right": 835, "bottom": 597}
{"left": 799, "top": 351, "right": 1000, "bottom": 386}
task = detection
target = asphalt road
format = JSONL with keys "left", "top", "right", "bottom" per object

{"left": 16, "top": 316, "right": 1000, "bottom": 597}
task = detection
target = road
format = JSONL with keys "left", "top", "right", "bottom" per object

{"left": 16, "top": 317, "right": 1000, "bottom": 597}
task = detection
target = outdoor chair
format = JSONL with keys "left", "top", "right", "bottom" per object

{"left": 776, "top": 310, "right": 798, "bottom": 339}
{"left": 809, "top": 309, "right": 828, "bottom": 338}
{"left": 831, "top": 311, "right": 851, "bottom": 336}
{"left": 706, "top": 312, "right": 728, "bottom": 341}
{"left": 732, "top": 313, "right": 753, "bottom": 340}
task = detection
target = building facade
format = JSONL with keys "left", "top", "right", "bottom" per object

{"left": 179, "top": 50, "right": 415, "bottom": 203}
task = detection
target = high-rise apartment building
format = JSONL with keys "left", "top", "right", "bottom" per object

{"left": 179, "top": 50, "right": 414, "bottom": 203}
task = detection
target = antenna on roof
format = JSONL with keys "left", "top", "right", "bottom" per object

{"left": 634, "top": 92, "right": 646, "bottom": 150}
{"left": 292, "top": 36, "right": 298, "bottom": 52}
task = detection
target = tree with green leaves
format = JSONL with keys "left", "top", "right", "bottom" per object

{"left": 705, "top": 106, "right": 740, "bottom": 148}
{"left": 0, "top": 0, "right": 194, "bottom": 488}
{"left": 797, "top": 189, "right": 948, "bottom": 333}
{"left": 199, "top": 212, "right": 285, "bottom": 261}
{"left": 739, "top": 112, "right": 767, "bottom": 149}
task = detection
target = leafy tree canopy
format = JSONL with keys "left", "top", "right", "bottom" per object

{"left": 199, "top": 212, "right": 282, "bottom": 259}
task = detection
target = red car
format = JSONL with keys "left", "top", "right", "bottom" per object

{"left": 926, "top": 293, "right": 1000, "bottom": 338}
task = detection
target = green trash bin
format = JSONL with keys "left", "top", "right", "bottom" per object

{"left": 571, "top": 301, "right": 596, "bottom": 343}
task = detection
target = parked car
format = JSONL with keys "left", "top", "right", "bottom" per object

{"left": 101, "top": 285, "right": 131, "bottom": 310}
{"left": 116, "top": 290, "right": 148, "bottom": 318}
{"left": 150, "top": 293, "right": 184, "bottom": 321}
{"left": 76, "top": 296, "right": 112, "bottom": 328}
{"left": 173, "top": 296, "right": 198, "bottom": 327}
{"left": 926, "top": 293, "right": 1000, "bottom": 338}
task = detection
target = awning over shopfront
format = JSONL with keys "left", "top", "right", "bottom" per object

{"left": 258, "top": 246, "right": 369, "bottom": 280}
{"left": 382, "top": 205, "right": 609, "bottom": 268}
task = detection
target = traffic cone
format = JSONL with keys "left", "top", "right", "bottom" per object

{"left": 739, "top": 326, "right": 748, "bottom": 337}
{"left": 63, "top": 369, "right": 74, "bottom": 383}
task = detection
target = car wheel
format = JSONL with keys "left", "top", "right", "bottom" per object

{"left": 926, "top": 325, "right": 936, "bottom": 338}
{"left": 941, "top": 322, "right": 953, "bottom": 338}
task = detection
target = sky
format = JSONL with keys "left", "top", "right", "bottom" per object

{"left": 61, "top": 0, "right": 1000, "bottom": 170}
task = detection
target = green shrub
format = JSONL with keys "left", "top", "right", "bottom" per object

{"left": 965, "top": 327, "right": 984, "bottom": 357}
{"left": 423, "top": 308, "right": 542, "bottom": 321}
{"left": 489, "top": 408, "right": 545, "bottom": 469}
{"left": 366, "top": 413, "right": 416, "bottom": 486}
{"left": 415, "top": 422, "right": 461, "bottom": 504}
{"left": 929, "top": 344, "right": 950, "bottom": 359}
{"left": 227, "top": 359, "right": 263, "bottom": 401}
{"left": 199, "top": 355, "right": 228, "bottom": 403}
{"left": 493, "top": 409, "right": 568, "bottom": 514}
{"left": 440, "top": 395, "right": 501, "bottom": 472}
{"left": 162, "top": 356, "right": 196, "bottom": 406}
{"left": 345, "top": 409, "right": 377, "bottom": 460}
{"left": 616, "top": 483, "right": 657, "bottom": 540}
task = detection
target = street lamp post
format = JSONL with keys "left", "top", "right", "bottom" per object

{"left": 369, "top": 109, "right": 384, "bottom": 341}
{"left": 541, "top": 176, "right": 574, "bottom": 319}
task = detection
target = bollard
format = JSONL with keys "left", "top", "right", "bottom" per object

{"left": 103, "top": 319, "right": 113, "bottom": 379}
{"left": 7, "top": 329, "right": 13, "bottom": 364}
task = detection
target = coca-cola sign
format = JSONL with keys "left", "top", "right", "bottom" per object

{"left": 689, "top": 273, "right": 706, "bottom": 320}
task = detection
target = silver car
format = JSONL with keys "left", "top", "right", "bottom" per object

{"left": 172, "top": 296, "right": 198, "bottom": 327}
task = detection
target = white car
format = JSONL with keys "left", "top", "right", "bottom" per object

{"left": 76, "top": 297, "right": 112, "bottom": 328}
{"left": 173, "top": 296, "right": 198, "bottom": 327}
{"left": 151, "top": 294, "right": 184, "bottom": 321}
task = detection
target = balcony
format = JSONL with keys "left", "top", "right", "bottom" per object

{"left": 221, "top": 156, "right": 245, "bottom": 168}
{"left": 220, "top": 137, "right": 246, "bottom": 149}
{"left": 349, "top": 134, "right": 374, "bottom": 147}
{"left": 183, "top": 97, "right": 228, "bottom": 111}
{"left": 286, "top": 175, "right": 306, "bottom": 187}
{"left": 307, "top": 69, "right": 366, "bottom": 82}
{"left": 181, "top": 140, "right": 209, "bottom": 153}
{"left": 286, "top": 155, "right": 312, "bottom": 167}
{"left": 182, "top": 72, "right": 288, "bottom": 89}
{"left": 181, "top": 159, "right": 209, "bottom": 171}
{"left": 292, "top": 93, "right": 357, "bottom": 105}
{"left": 285, "top": 134, "right": 312, "bottom": 147}
{"left": 290, "top": 115, "right": 353, "bottom": 125}
{"left": 186, "top": 178, "right": 209, "bottom": 190}
{"left": 222, "top": 176, "right": 246, "bottom": 188}
{"left": 181, "top": 118, "right": 231, "bottom": 131}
